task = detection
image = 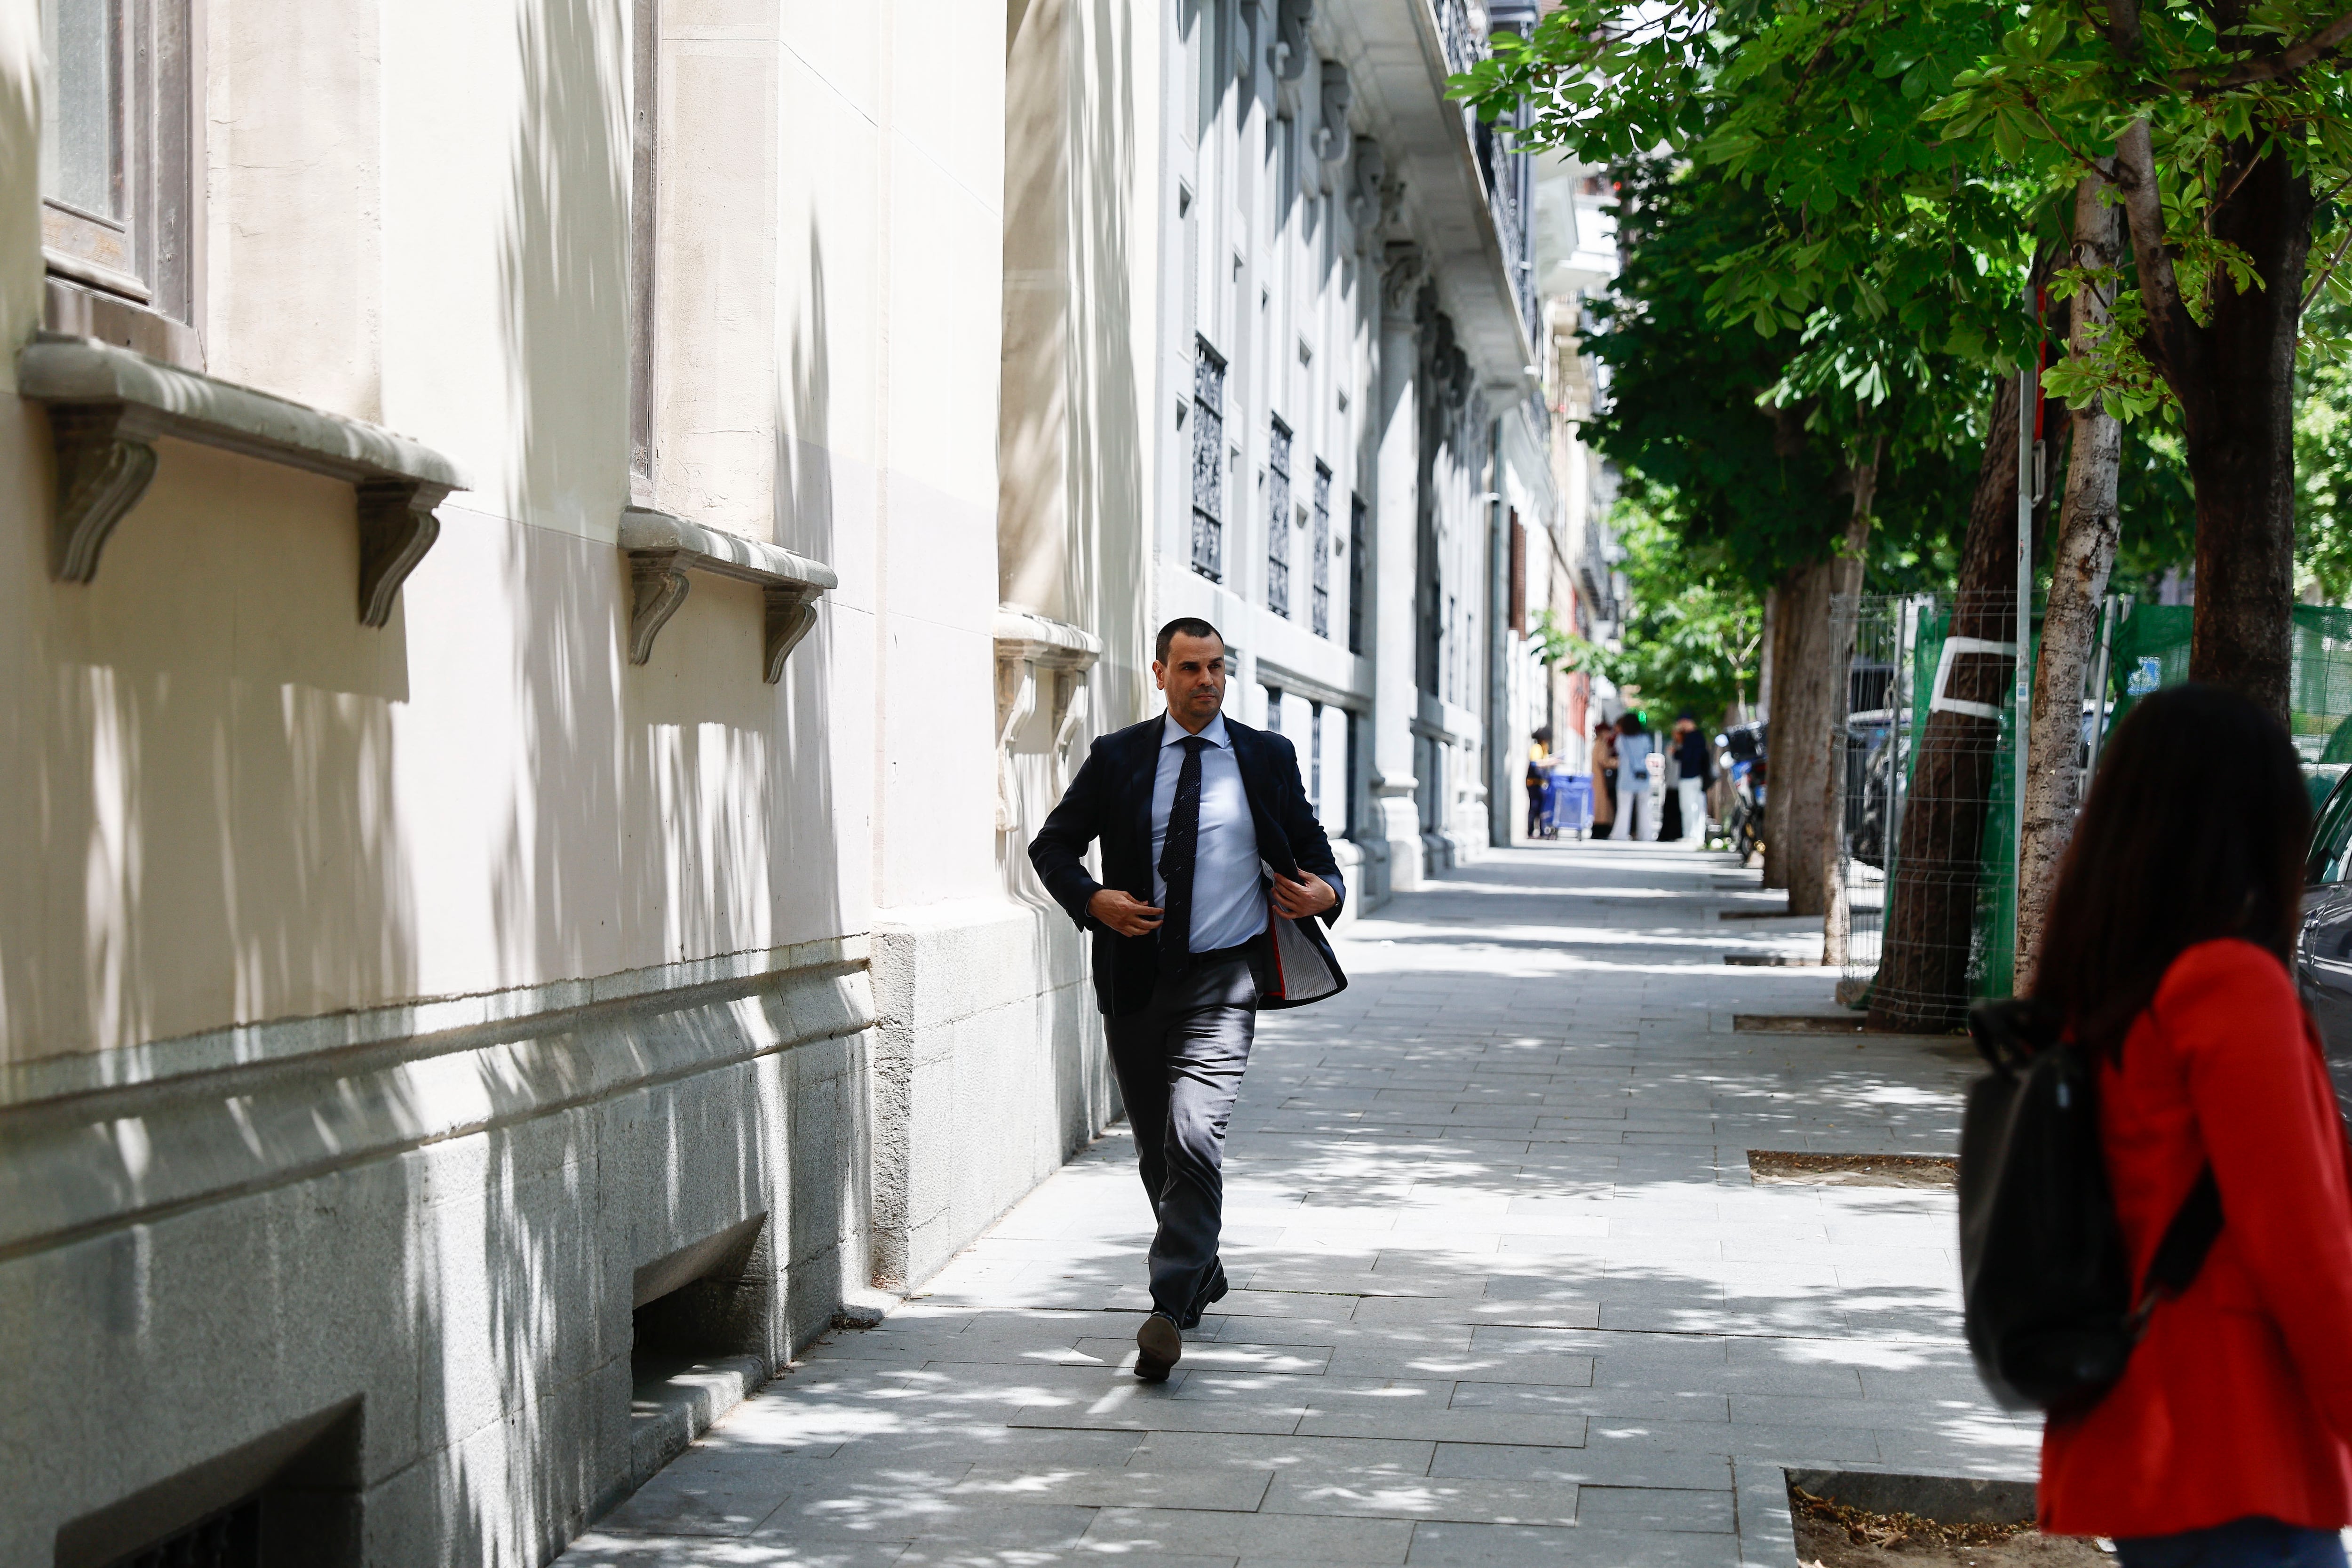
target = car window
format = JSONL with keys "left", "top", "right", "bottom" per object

{"left": 2310, "top": 763, "right": 2350, "bottom": 814}
{"left": 2311, "top": 771, "right": 2352, "bottom": 885}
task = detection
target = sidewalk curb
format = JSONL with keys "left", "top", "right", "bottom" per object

{"left": 1734, "top": 1457, "right": 1800, "bottom": 1568}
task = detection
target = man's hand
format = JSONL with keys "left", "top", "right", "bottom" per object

{"left": 1270, "top": 870, "right": 1336, "bottom": 920}
{"left": 1088, "top": 888, "right": 1165, "bottom": 937}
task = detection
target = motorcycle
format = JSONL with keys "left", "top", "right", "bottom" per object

{"left": 1716, "top": 723, "right": 1766, "bottom": 865}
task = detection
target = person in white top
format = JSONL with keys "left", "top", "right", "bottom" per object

{"left": 1613, "top": 713, "right": 1660, "bottom": 842}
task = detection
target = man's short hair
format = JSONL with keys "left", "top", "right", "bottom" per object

{"left": 1155, "top": 617, "right": 1224, "bottom": 664}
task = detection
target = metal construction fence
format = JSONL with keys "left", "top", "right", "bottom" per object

{"left": 1834, "top": 595, "right": 2352, "bottom": 1014}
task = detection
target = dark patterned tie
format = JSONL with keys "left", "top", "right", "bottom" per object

{"left": 1158, "top": 735, "right": 1209, "bottom": 975}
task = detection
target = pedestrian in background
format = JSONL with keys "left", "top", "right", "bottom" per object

{"left": 1671, "top": 712, "right": 1712, "bottom": 848}
{"left": 2032, "top": 685, "right": 2352, "bottom": 1566}
{"left": 1591, "top": 719, "right": 1618, "bottom": 840}
{"left": 1526, "top": 725, "right": 1553, "bottom": 840}
{"left": 1614, "top": 713, "right": 1657, "bottom": 842}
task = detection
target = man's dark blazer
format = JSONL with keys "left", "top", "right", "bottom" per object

{"left": 1029, "top": 713, "right": 1349, "bottom": 1018}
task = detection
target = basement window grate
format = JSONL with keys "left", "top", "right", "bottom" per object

{"left": 105, "top": 1497, "right": 260, "bottom": 1568}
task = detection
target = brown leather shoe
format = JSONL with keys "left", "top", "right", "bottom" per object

{"left": 1134, "top": 1312, "right": 1182, "bottom": 1382}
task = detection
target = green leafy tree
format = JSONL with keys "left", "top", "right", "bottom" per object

{"left": 1568, "top": 507, "right": 1764, "bottom": 726}
{"left": 2299, "top": 300, "right": 2352, "bottom": 599}
{"left": 1461, "top": 0, "right": 2352, "bottom": 1017}
{"left": 1580, "top": 160, "right": 1987, "bottom": 915}
{"left": 1465, "top": 0, "right": 2352, "bottom": 716}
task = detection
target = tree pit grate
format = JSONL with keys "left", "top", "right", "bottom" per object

{"left": 1786, "top": 1469, "right": 2105, "bottom": 1566}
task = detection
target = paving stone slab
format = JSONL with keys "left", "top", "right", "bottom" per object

{"left": 1428, "top": 1441, "right": 1732, "bottom": 1490}
{"left": 561, "top": 1537, "right": 912, "bottom": 1567}
{"left": 950, "top": 1465, "right": 1273, "bottom": 1512}
{"left": 1260, "top": 1472, "right": 1580, "bottom": 1526}
{"left": 1404, "top": 1520, "right": 1742, "bottom": 1567}
{"left": 1083, "top": 1505, "right": 1414, "bottom": 1562}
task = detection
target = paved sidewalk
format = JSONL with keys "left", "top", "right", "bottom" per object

{"left": 564, "top": 843, "right": 2031, "bottom": 1568}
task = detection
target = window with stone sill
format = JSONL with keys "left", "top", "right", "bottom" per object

{"left": 1347, "top": 493, "right": 1366, "bottom": 654}
{"left": 1310, "top": 700, "right": 1324, "bottom": 809}
{"left": 1191, "top": 336, "right": 1225, "bottom": 582}
{"left": 1311, "top": 461, "right": 1331, "bottom": 638}
{"left": 1266, "top": 415, "right": 1291, "bottom": 618}
{"left": 39, "top": 0, "right": 200, "bottom": 365}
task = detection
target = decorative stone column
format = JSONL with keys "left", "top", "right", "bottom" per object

{"left": 1372, "top": 244, "right": 1428, "bottom": 894}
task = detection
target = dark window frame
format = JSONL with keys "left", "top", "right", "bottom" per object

{"left": 1266, "top": 415, "right": 1291, "bottom": 617}
{"left": 40, "top": 0, "right": 199, "bottom": 353}
{"left": 1347, "top": 493, "right": 1366, "bottom": 653}
{"left": 1309, "top": 700, "right": 1323, "bottom": 807}
{"left": 629, "top": 0, "right": 660, "bottom": 501}
{"left": 1191, "top": 336, "right": 1226, "bottom": 581}
{"left": 1310, "top": 461, "right": 1331, "bottom": 638}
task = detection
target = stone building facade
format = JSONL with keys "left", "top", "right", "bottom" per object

{"left": 0, "top": 1, "right": 1605, "bottom": 1562}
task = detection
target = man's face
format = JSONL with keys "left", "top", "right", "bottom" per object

{"left": 1153, "top": 632, "right": 1228, "bottom": 729}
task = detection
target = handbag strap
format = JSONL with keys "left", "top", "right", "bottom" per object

{"left": 2125, "top": 1165, "right": 2223, "bottom": 1336}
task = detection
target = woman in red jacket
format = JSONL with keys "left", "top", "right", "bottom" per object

{"left": 2034, "top": 684, "right": 2352, "bottom": 1566}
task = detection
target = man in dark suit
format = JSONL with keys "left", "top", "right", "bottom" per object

{"left": 1030, "top": 616, "right": 1348, "bottom": 1380}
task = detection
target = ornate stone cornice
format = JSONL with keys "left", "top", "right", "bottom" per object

{"left": 991, "top": 608, "right": 1102, "bottom": 832}
{"left": 1273, "top": 0, "right": 1313, "bottom": 80}
{"left": 1381, "top": 243, "right": 1428, "bottom": 319}
{"left": 18, "top": 334, "right": 466, "bottom": 626}
{"left": 1316, "top": 61, "right": 1352, "bottom": 165}
{"left": 618, "top": 508, "right": 838, "bottom": 683}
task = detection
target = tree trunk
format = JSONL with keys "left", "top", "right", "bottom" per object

{"left": 2017, "top": 180, "right": 2126, "bottom": 988}
{"left": 1821, "top": 445, "right": 1881, "bottom": 967}
{"left": 1866, "top": 375, "right": 2028, "bottom": 1032}
{"left": 1761, "top": 575, "right": 1803, "bottom": 892}
{"left": 2186, "top": 147, "right": 2310, "bottom": 722}
{"left": 2111, "top": 124, "right": 2310, "bottom": 724}
{"left": 1774, "top": 556, "right": 1839, "bottom": 915}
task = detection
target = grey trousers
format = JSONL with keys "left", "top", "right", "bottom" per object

{"left": 1104, "top": 953, "right": 1258, "bottom": 1320}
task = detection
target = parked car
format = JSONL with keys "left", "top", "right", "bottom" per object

{"left": 1845, "top": 711, "right": 1899, "bottom": 869}
{"left": 2295, "top": 766, "right": 2352, "bottom": 1111}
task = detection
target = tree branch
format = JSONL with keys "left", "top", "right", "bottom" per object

{"left": 2176, "top": 10, "right": 2352, "bottom": 90}
{"left": 2111, "top": 117, "right": 2195, "bottom": 385}
{"left": 2102, "top": 0, "right": 2146, "bottom": 57}
{"left": 2303, "top": 220, "right": 2352, "bottom": 313}
{"left": 2026, "top": 98, "right": 2109, "bottom": 173}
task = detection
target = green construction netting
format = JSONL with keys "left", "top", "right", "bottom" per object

{"left": 1901, "top": 607, "right": 2035, "bottom": 999}
{"left": 2107, "top": 604, "right": 2352, "bottom": 763}
{"left": 1895, "top": 601, "right": 2352, "bottom": 1002}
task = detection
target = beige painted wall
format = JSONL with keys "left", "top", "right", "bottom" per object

{"left": 0, "top": 0, "right": 1025, "bottom": 1071}
{"left": 207, "top": 0, "right": 384, "bottom": 420}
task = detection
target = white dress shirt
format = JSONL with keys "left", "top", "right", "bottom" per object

{"left": 1150, "top": 712, "right": 1267, "bottom": 953}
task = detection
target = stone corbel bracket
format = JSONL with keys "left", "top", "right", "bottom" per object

{"left": 992, "top": 608, "right": 1103, "bottom": 831}
{"left": 619, "top": 508, "right": 839, "bottom": 684}
{"left": 1317, "top": 60, "right": 1355, "bottom": 171}
{"left": 17, "top": 333, "right": 467, "bottom": 627}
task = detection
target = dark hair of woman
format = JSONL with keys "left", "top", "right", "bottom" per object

{"left": 2033, "top": 683, "right": 2311, "bottom": 1060}
{"left": 1618, "top": 711, "right": 1647, "bottom": 734}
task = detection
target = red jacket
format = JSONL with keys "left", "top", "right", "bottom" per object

{"left": 2040, "top": 939, "right": 2352, "bottom": 1536}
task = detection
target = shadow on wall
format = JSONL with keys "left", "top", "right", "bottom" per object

{"left": 394, "top": 0, "right": 854, "bottom": 1560}
{"left": 778, "top": 229, "right": 835, "bottom": 573}
{"left": 493, "top": 0, "right": 628, "bottom": 992}
{"left": 2, "top": 438, "right": 422, "bottom": 1067}
{"left": 761, "top": 228, "right": 848, "bottom": 944}
{"left": 1069, "top": 0, "right": 1147, "bottom": 731}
